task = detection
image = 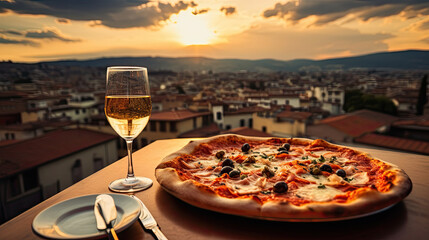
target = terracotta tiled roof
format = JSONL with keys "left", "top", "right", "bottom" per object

{"left": 150, "top": 109, "right": 210, "bottom": 121}
{"left": 0, "top": 129, "right": 117, "bottom": 178}
{"left": 393, "top": 118, "right": 429, "bottom": 127}
{"left": 319, "top": 109, "right": 398, "bottom": 137}
{"left": 0, "top": 140, "right": 20, "bottom": 147}
{"left": 355, "top": 133, "right": 429, "bottom": 155}
{"left": 222, "top": 127, "right": 273, "bottom": 138}
{"left": 224, "top": 106, "right": 266, "bottom": 115}
{"left": 277, "top": 111, "right": 312, "bottom": 120}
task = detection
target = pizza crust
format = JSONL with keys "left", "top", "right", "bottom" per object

{"left": 155, "top": 134, "right": 412, "bottom": 221}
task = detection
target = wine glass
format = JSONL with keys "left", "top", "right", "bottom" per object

{"left": 104, "top": 66, "right": 153, "bottom": 192}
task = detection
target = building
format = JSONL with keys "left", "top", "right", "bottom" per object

{"left": 0, "top": 129, "right": 118, "bottom": 223}
{"left": 142, "top": 109, "right": 212, "bottom": 144}
{"left": 307, "top": 109, "right": 398, "bottom": 143}
{"left": 212, "top": 104, "right": 265, "bottom": 130}
{"left": 253, "top": 109, "right": 312, "bottom": 137}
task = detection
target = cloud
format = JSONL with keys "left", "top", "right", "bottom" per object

{"left": 25, "top": 28, "right": 80, "bottom": 42}
{"left": 56, "top": 18, "right": 70, "bottom": 24}
{"left": 220, "top": 6, "right": 236, "bottom": 16}
{"left": 421, "top": 36, "right": 429, "bottom": 44}
{"left": 213, "top": 23, "right": 393, "bottom": 60}
{"left": 263, "top": 0, "right": 429, "bottom": 25}
{"left": 0, "top": 0, "right": 196, "bottom": 29}
{"left": 0, "top": 35, "right": 39, "bottom": 46}
{"left": 192, "top": 8, "right": 209, "bottom": 15}
{"left": 417, "top": 20, "right": 429, "bottom": 30}
{"left": 0, "top": 29, "right": 23, "bottom": 36}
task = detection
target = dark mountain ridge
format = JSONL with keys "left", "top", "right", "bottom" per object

{"left": 26, "top": 49, "right": 429, "bottom": 72}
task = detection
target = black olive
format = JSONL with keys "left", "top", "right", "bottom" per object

{"left": 320, "top": 164, "right": 333, "bottom": 173}
{"left": 241, "top": 143, "right": 251, "bottom": 152}
{"left": 273, "top": 181, "right": 288, "bottom": 193}
{"left": 221, "top": 158, "right": 234, "bottom": 167}
{"left": 229, "top": 169, "right": 241, "bottom": 178}
{"left": 282, "top": 143, "right": 291, "bottom": 151}
{"left": 220, "top": 166, "right": 233, "bottom": 176}
{"left": 336, "top": 169, "right": 346, "bottom": 178}
{"left": 278, "top": 147, "right": 286, "bottom": 151}
{"left": 215, "top": 151, "right": 225, "bottom": 159}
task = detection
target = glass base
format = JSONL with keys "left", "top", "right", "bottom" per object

{"left": 108, "top": 177, "right": 153, "bottom": 193}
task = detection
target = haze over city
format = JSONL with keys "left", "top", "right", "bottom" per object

{"left": 1, "top": 0, "right": 429, "bottom": 62}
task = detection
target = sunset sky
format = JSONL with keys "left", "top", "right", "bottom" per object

{"left": 0, "top": 0, "right": 429, "bottom": 62}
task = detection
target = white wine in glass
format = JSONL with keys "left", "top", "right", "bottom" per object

{"left": 105, "top": 66, "right": 153, "bottom": 192}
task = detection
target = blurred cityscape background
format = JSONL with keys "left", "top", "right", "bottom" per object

{"left": 0, "top": 0, "right": 428, "bottom": 225}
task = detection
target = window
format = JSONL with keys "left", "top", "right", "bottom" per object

{"left": 82, "top": 109, "right": 86, "bottom": 113}
{"left": 7, "top": 175, "right": 21, "bottom": 198}
{"left": 150, "top": 121, "right": 157, "bottom": 132}
{"left": 248, "top": 119, "right": 253, "bottom": 128}
{"left": 240, "top": 119, "right": 245, "bottom": 127}
{"left": 71, "top": 160, "right": 83, "bottom": 183}
{"left": 193, "top": 118, "right": 197, "bottom": 128}
{"left": 75, "top": 109, "right": 80, "bottom": 114}
{"left": 141, "top": 138, "right": 148, "bottom": 147}
{"left": 226, "top": 125, "right": 231, "bottom": 130}
{"left": 10, "top": 133, "right": 15, "bottom": 140}
{"left": 203, "top": 115, "right": 210, "bottom": 126}
{"left": 160, "top": 121, "right": 166, "bottom": 132}
{"left": 23, "top": 169, "right": 38, "bottom": 191}
{"left": 262, "top": 126, "right": 267, "bottom": 132}
{"left": 216, "top": 112, "right": 222, "bottom": 120}
{"left": 93, "top": 157, "right": 104, "bottom": 172}
{"left": 116, "top": 138, "right": 122, "bottom": 149}
{"left": 170, "top": 122, "right": 177, "bottom": 132}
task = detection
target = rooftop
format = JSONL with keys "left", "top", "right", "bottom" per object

{"left": 0, "top": 129, "right": 117, "bottom": 178}
{"left": 222, "top": 127, "right": 273, "bottom": 137}
{"left": 355, "top": 133, "right": 429, "bottom": 155}
{"left": 319, "top": 109, "right": 398, "bottom": 137}
{"left": 150, "top": 109, "right": 210, "bottom": 121}
{"left": 224, "top": 106, "right": 266, "bottom": 115}
{"left": 277, "top": 111, "right": 312, "bottom": 121}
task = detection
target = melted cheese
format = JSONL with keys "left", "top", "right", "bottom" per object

{"left": 294, "top": 185, "right": 344, "bottom": 202}
{"left": 349, "top": 172, "right": 369, "bottom": 185}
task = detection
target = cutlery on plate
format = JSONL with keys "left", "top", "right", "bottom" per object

{"left": 130, "top": 195, "right": 168, "bottom": 240}
{"left": 94, "top": 194, "right": 119, "bottom": 240}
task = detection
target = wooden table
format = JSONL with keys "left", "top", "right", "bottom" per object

{"left": 1, "top": 138, "right": 428, "bottom": 240}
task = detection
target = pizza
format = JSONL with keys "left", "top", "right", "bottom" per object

{"left": 155, "top": 134, "right": 412, "bottom": 221}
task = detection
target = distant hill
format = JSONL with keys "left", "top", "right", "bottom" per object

{"left": 39, "top": 50, "right": 429, "bottom": 72}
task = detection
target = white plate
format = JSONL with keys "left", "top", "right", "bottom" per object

{"left": 32, "top": 194, "right": 140, "bottom": 239}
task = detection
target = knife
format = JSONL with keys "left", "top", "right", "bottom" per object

{"left": 130, "top": 195, "right": 168, "bottom": 240}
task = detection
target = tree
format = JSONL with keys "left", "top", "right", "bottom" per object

{"left": 343, "top": 90, "right": 397, "bottom": 115}
{"left": 416, "top": 74, "right": 428, "bottom": 115}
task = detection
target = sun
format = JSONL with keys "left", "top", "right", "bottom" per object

{"left": 172, "top": 11, "right": 215, "bottom": 46}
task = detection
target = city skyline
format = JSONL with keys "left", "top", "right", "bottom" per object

{"left": 0, "top": 0, "right": 429, "bottom": 62}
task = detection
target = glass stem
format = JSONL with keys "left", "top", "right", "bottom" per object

{"left": 126, "top": 140, "right": 135, "bottom": 179}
